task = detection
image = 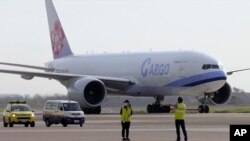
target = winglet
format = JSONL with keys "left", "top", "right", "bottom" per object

{"left": 45, "top": 0, "right": 73, "bottom": 59}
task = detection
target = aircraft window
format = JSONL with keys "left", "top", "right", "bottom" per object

{"left": 202, "top": 64, "right": 219, "bottom": 70}
{"left": 207, "top": 64, "right": 212, "bottom": 69}
{"left": 212, "top": 65, "right": 219, "bottom": 69}
{"left": 202, "top": 64, "right": 207, "bottom": 70}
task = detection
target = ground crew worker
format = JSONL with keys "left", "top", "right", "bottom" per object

{"left": 120, "top": 100, "right": 133, "bottom": 141}
{"left": 174, "top": 97, "right": 188, "bottom": 141}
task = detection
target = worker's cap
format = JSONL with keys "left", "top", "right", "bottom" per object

{"left": 178, "top": 97, "right": 183, "bottom": 103}
{"left": 124, "top": 100, "right": 130, "bottom": 103}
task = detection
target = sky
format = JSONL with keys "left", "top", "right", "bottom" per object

{"left": 0, "top": 0, "right": 250, "bottom": 95}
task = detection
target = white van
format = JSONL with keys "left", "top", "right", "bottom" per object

{"left": 43, "top": 100, "right": 85, "bottom": 127}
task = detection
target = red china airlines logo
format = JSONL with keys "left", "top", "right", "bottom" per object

{"left": 50, "top": 20, "right": 65, "bottom": 57}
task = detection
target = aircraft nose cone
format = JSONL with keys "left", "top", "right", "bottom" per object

{"left": 220, "top": 70, "right": 227, "bottom": 80}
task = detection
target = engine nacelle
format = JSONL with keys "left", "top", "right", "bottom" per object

{"left": 209, "top": 82, "right": 232, "bottom": 105}
{"left": 67, "top": 78, "right": 106, "bottom": 108}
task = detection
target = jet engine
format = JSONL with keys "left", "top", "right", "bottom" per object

{"left": 209, "top": 82, "right": 232, "bottom": 105}
{"left": 67, "top": 78, "right": 106, "bottom": 108}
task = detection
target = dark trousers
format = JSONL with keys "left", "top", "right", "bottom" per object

{"left": 175, "top": 120, "right": 187, "bottom": 141}
{"left": 121, "top": 122, "right": 130, "bottom": 138}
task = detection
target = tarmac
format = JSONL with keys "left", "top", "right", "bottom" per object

{"left": 0, "top": 113, "right": 250, "bottom": 141}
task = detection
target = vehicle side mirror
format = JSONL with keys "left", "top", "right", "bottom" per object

{"left": 6, "top": 110, "right": 10, "bottom": 112}
{"left": 60, "top": 107, "right": 63, "bottom": 111}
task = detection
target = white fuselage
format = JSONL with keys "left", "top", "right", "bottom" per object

{"left": 46, "top": 51, "right": 227, "bottom": 97}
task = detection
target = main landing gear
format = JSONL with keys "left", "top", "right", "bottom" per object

{"left": 198, "top": 94, "right": 209, "bottom": 113}
{"left": 147, "top": 96, "right": 171, "bottom": 113}
{"left": 82, "top": 106, "right": 101, "bottom": 114}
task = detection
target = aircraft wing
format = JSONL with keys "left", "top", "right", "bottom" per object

{"left": 0, "top": 69, "right": 135, "bottom": 91}
{"left": 227, "top": 68, "right": 250, "bottom": 75}
{"left": 0, "top": 62, "right": 54, "bottom": 71}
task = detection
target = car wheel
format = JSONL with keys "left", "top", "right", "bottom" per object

{"left": 61, "top": 119, "right": 68, "bottom": 127}
{"left": 9, "top": 123, "right": 13, "bottom": 127}
{"left": 3, "top": 118, "right": 8, "bottom": 127}
{"left": 80, "top": 123, "right": 83, "bottom": 127}
{"left": 62, "top": 122, "right": 68, "bottom": 127}
{"left": 45, "top": 119, "right": 51, "bottom": 127}
{"left": 24, "top": 123, "right": 29, "bottom": 127}
{"left": 30, "top": 122, "right": 35, "bottom": 127}
{"left": 9, "top": 118, "right": 13, "bottom": 127}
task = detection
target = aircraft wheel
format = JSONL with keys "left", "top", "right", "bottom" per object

{"left": 147, "top": 104, "right": 153, "bottom": 113}
{"left": 162, "top": 105, "right": 171, "bottom": 113}
{"left": 82, "top": 106, "right": 101, "bottom": 114}
{"left": 198, "top": 105, "right": 204, "bottom": 113}
{"left": 204, "top": 105, "right": 209, "bottom": 113}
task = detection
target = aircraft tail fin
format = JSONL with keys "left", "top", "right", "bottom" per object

{"left": 45, "top": 0, "right": 73, "bottom": 59}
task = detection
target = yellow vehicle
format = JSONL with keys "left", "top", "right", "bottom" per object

{"left": 2, "top": 101, "right": 35, "bottom": 127}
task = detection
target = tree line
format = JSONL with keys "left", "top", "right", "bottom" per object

{"left": 0, "top": 94, "right": 68, "bottom": 110}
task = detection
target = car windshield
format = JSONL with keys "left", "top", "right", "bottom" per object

{"left": 63, "top": 103, "right": 81, "bottom": 111}
{"left": 11, "top": 105, "right": 31, "bottom": 111}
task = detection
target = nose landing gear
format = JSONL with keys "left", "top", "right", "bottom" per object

{"left": 198, "top": 94, "right": 210, "bottom": 113}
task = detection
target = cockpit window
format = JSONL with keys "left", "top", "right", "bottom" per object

{"left": 202, "top": 64, "right": 219, "bottom": 70}
{"left": 212, "top": 64, "right": 219, "bottom": 69}
{"left": 202, "top": 64, "right": 207, "bottom": 70}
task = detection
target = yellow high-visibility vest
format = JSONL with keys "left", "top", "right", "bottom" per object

{"left": 121, "top": 106, "right": 132, "bottom": 122}
{"left": 175, "top": 102, "right": 186, "bottom": 120}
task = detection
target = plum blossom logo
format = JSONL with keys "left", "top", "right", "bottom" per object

{"left": 50, "top": 20, "right": 65, "bottom": 57}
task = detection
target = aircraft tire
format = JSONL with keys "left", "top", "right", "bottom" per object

{"left": 162, "top": 105, "right": 171, "bottom": 113}
{"left": 204, "top": 105, "right": 209, "bottom": 113}
{"left": 83, "top": 106, "right": 101, "bottom": 114}
{"left": 147, "top": 104, "right": 153, "bottom": 113}
{"left": 198, "top": 105, "right": 204, "bottom": 113}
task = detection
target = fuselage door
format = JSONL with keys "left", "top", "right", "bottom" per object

{"left": 177, "top": 59, "right": 189, "bottom": 79}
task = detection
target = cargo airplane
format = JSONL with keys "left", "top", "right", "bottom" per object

{"left": 0, "top": 0, "right": 249, "bottom": 114}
